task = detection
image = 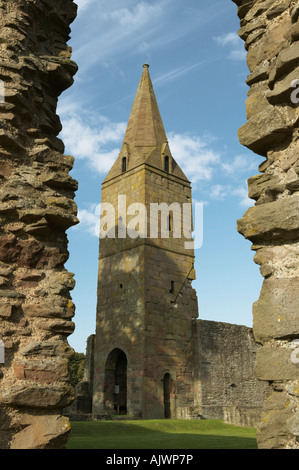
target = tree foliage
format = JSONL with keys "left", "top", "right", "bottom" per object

{"left": 69, "top": 351, "right": 86, "bottom": 388}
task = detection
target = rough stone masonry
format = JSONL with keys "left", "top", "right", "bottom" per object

{"left": 233, "top": 0, "right": 299, "bottom": 449}
{"left": 0, "top": 0, "right": 78, "bottom": 449}
{"left": 0, "top": 0, "right": 298, "bottom": 450}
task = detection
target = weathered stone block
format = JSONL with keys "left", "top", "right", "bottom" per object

{"left": 253, "top": 278, "right": 299, "bottom": 342}
{"left": 14, "top": 359, "right": 69, "bottom": 384}
{"left": 237, "top": 196, "right": 299, "bottom": 242}
{"left": 291, "top": 22, "right": 299, "bottom": 42}
{"left": 274, "top": 43, "right": 299, "bottom": 81}
{"left": 0, "top": 290, "right": 25, "bottom": 299}
{"left": 267, "top": 66, "right": 299, "bottom": 105}
{"left": 238, "top": 105, "right": 292, "bottom": 156}
{"left": 11, "top": 414, "right": 71, "bottom": 450}
{"left": 20, "top": 340, "right": 72, "bottom": 358}
{"left": 247, "top": 173, "right": 283, "bottom": 201}
{"left": 255, "top": 345, "right": 299, "bottom": 381}
{"left": 22, "top": 298, "right": 74, "bottom": 319}
{"left": 266, "top": 2, "right": 291, "bottom": 20}
{"left": 0, "top": 303, "right": 13, "bottom": 318}
{"left": 256, "top": 390, "right": 295, "bottom": 449}
{"left": 38, "top": 318, "right": 75, "bottom": 335}
{"left": 245, "top": 90, "right": 269, "bottom": 119}
{"left": 0, "top": 384, "right": 74, "bottom": 409}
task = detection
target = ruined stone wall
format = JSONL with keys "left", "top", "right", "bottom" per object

{"left": 0, "top": 0, "right": 78, "bottom": 449}
{"left": 195, "top": 320, "right": 268, "bottom": 428}
{"left": 233, "top": 0, "right": 299, "bottom": 448}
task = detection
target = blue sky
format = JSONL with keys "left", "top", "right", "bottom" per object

{"left": 58, "top": 0, "right": 264, "bottom": 353}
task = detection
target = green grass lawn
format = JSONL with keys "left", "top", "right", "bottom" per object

{"left": 66, "top": 419, "right": 257, "bottom": 450}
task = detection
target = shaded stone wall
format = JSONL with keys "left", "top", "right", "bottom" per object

{"left": 233, "top": 0, "right": 299, "bottom": 448}
{"left": 73, "top": 319, "right": 267, "bottom": 427}
{"left": 195, "top": 320, "right": 268, "bottom": 428}
{"left": 0, "top": 0, "right": 78, "bottom": 449}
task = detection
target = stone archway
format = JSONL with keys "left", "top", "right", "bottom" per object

{"left": 104, "top": 348, "right": 127, "bottom": 415}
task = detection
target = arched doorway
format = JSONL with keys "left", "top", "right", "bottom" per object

{"left": 163, "top": 373, "right": 171, "bottom": 419}
{"left": 104, "top": 348, "right": 127, "bottom": 415}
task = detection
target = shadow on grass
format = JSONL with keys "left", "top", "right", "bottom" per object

{"left": 66, "top": 420, "right": 257, "bottom": 450}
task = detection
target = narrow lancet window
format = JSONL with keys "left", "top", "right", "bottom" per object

{"left": 122, "top": 157, "right": 127, "bottom": 173}
{"left": 168, "top": 213, "right": 172, "bottom": 232}
{"left": 164, "top": 156, "right": 169, "bottom": 172}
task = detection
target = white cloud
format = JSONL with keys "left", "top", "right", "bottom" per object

{"left": 210, "top": 183, "right": 254, "bottom": 208}
{"left": 74, "top": 0, "right": 169, "bottom": 71}
{"left": 216, "top": 32, "right": 240, "bottom": 47}
{"left": 168, "top": 132, "right": 220, "bottom": 183}
{"left": 72, "top": 1, "right": 229, "bottom": 74}
{"left": 214, "top": 32, "right": 246, "bottom": 61}
{"left": 75, "top": 0, "right": 96, "bottom": 12}
{"left": 221, "top": 154, "right": 257, "bottom": 176}
{"left": 58, "top": 94, "right": 221, "bottom": 183}
{"left": 77, "top": 208, "right": 99, "bottom": 237}
{"left": 210, "top": 184, "right": 228, "bottom": 200}
{"left": 231, "top": 186, "right": 253, "bottom": 208}
{"left": 154, "top": 59, "right": 213, "bottom": 87}
{"left": 59, "top": 104, "right": 126, "bottom": 174}
{"left": 107, "top": 1, "right": 164, "bottom": 27}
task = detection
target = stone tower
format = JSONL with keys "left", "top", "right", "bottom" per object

{"left": 92, "top": 64, "right": 199, "bottom": 419}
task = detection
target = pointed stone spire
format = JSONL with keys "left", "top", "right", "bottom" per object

{"left": 123, "top": 64, "right": 168, "bottom": 148}
{"left": 104, "top": 65, "right": 188, "bottom": 183}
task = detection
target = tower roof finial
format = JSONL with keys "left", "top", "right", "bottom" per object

{"left": 143, "top": 63, "right": 149, "bottom": 69}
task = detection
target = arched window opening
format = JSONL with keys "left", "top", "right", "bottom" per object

{"left": 164, "top": 156, "right": 169, "bottom": 172}
{"left": 104, "top": 348, "right": 127, "bottom": 415}
{"left": 122, "top": 157, "right": 127, "bottom": 173}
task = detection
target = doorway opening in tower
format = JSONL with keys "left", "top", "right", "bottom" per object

{"left": 104, "top": 348, "right": 127, "bottom": 415}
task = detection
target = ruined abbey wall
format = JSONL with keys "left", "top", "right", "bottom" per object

{"left": 195, "top": 320, "right": 267, "bottom": 428}
{"left": 71, "top": 321, "right": 267, "bottom": 428}
{"left": 233, "top": 0, "right": 299, "bottom": 448}
{"left": 0, "top": 0, "right": 78, "bottom": 449}
{"left": 0, "top": 0, "right": 298, "bottom": 450}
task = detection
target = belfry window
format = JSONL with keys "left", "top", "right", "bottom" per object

{"left": 122, "top": 157, "right": 127, "bottom": 173}
{"left": 164, "top": 156, "right": 169, "bottom": 172}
